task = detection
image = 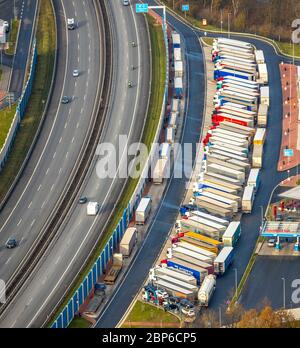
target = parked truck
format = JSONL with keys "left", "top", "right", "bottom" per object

{"left": 214, "top": 68, "right": 256, "bottom": 81}
{"left": 196, "top": 200, "right": 233, "bottom": 218}
{"left": 151, "top": 266, "right": 198, "bottom": 286}
{"left": 242, "top": 185, "right": 255, "bottom": 213}
{"left": 258, "top": 63, "right": 268, "bottom": 84}
{"left": 174, "top": 77, "right": 183, "bottom": 98}
{"left": 174, "top": 60, "right": 183, "bottom": 77}
{"left": 160, "top": 142, "right": 171, "bottom": 159}
{"left": 180, "top": 215, "right": 226, "bottom": 238}
{"left": 257, "top": 104, "right": 268, "bottom": 127}
{"left": 167, "top": 255, "right": 214, "bottom": 275}
{"left": 183, "top": 231, "right": 223, "bottom": 251}
{"left": 153, "top": 158, "right": 169, "bottom": 184}
{"left": 252, "top": 145, "right": 263, "bottom": 168}
{"left": 190, "top": 210, "right": 229, "bottom": 226}
{"left": 175, "top": 241, "right": 217, "bottom": 261}
{"left": 260, "top": 86, "right": 270, "bottom": 106}
{"left": 171, "top": 98, "right": 180, "bottom": 112}
{"left": 87, "top": 202, "right": 100, "bottom": 216}
{"left": 198, "top": 274, "right": 216, "bottom": 307}
{"left": 135, "top": 197, "right": 151, "bottom": 225}
{"left": 168, "top": 247, "right": 212, "bottom": 264}
{"left": 165, "top": 126, "right": 175, "bottom": 144}
{"left": 149, "top": 273, "right": 199, "bottom": 294}
{"left": 120, "top": 227, "right": 137, "bottom": 257}
{"left": 247, "top": 168, "right": 261, "bottom": 191}
{"left": 214, "top": 246, "right": 234, "bottom": 275}
{"left": 197, "top": 180, "right": 239, "bottom": 195}
{"left": 166, "top": 259, "right": 208, "bottom": 285}
{"left": 222, "top": 221, "right": 241, "bottom": 247}
{"left": 152, "top": 279, "right": 194, "bottom": 301}
{"left": 104, "top": 254, "right": 123, "bottom": 285}
{"left": 197, "top": 190, "right": 238, "bottom": 213}
{"left": 255, "top": 50, "right": 265, "bottom": 64}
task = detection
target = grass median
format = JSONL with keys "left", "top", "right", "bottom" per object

{"left": 52, "top": 15, "right": 166, "bottom": 328}
{"left": 0, "top": 104, "right": 17, "bottom": 150}
{"left": 121, "top": 301, "right": 180, "bottom": 328}
{"left": 0, "top": 0, "right": 56, "bottom": 204}
{"left": 6, "top": 19, "right": 20, "bottom": 56}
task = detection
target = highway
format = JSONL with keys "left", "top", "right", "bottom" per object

{"left": 96, "top": 4, "right": 300, "bottom": 327}
{"left": 0, "top": 0, "right": 151, "bottom": 328}
{"left": 0, "top": 0, "right": 38, "bottom": 98}
{"left": 0, "top": 0, "right": 103, "bottom": 312}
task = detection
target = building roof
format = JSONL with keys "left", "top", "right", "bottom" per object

{"left": 278, "top": 186, "right": 300, "bottom": 200}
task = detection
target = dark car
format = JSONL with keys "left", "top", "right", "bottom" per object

{"left": 168, "top": 296, "right": 181, "bottom": 304}
{"left": 180, "top": 299, "right": 194, "bottom": 309}
{"left": 164, "top": 303, "right": 180, "bottom": 312}
{"left": 61, "top": 96, "right": 70, "bottom": 104}
{"left": 6, "top": 238, "right": 17, "bottom": 249}
{"left": 79, "top": 196, "right": 88, "bottom": 204}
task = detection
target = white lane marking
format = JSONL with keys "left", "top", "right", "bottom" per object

{"left": 71, "top": 137, "right": 75, "bottom": 143}
{"left": 53, "top": 152, "right": 56, "bottom": 159}
{"left": 59, "top": 137, "right": 62, "bottom": 144}
{"left": 59, "top": 167, "right": 63, "bottom": 175}
{"left": 64, "top": 122, "right": 68, "bottom": 129}
{"left": 0, "top": 2, "right": 70, "bottom": 234}
{"left": 55, "top": 256, "right": 61, "bottom": 265}
{"left": 37, "top": 185, "right": 42, "bottom": 192}
{"left": 76, "top": 122, "right": 80, "bottom": 128}
{"left": 30, "top": 219, "right": 36, "bottom": 227}
{"left": 5, "top": 257, "right": 12, "bottom": 265}
{"left": 50, "top": 184, "right": 55, "bottom": 192}
{"left": 41, "top": 201, "right": 46, "bottom": 209}
{"left": 28, "top": 2, "right": 144, "bottom": 327}
{"left": 28, "top": 202, "right": 33, "bottom": 209}
{"left": 46, "top": 168, "right": 50, "bottom": 175}
{"left": 27, "top": 298, "right": 33, "bottom": 306}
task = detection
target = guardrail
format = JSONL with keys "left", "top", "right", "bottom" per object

{"left": 0, "top": 39, "right": 38, "bottom": 170}
{"left": 51, "top": 15, "right": 169, "bottom": 329}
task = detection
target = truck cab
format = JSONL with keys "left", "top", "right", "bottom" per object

{"left": 67, "top": 18, "right": 76, "bottom": 30}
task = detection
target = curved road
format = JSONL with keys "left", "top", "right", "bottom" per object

{"left": 96, "top": 3, "right": 300, "bottom": 327}
{"left": 0, "top": 0, "right": 102, "bottom": 302}
{"left": 0, "top": 0, "right": 151, "bottom": 328}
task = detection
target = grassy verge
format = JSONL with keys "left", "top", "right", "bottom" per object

{"left": 201, "top": 37, "right": 214, "bottom": 46}
{"left": 0, "top": 104, "right": 17, "bottom": 149}
{"left": 68, "top": 317, "right": 91, "bottom": 328}
{"left": 6, "top": 19, "right": 20, "bottom": 55}
{"left": 63, "top": 15, "right": 166, "bottom": 328}
{"left": 0, "top": 0, "right": 56, "bottom": 203}
{"left": 277, "top": 42, "right": 300, "bottom": 58}
{"left": 121, "top": 301, "right": 180, "bottom": 328}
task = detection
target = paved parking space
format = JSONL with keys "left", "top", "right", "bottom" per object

{"left": 240, "top": 256, "right": 300, "bottom": 310}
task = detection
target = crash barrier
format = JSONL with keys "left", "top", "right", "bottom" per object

{"left": 0, "top": 39, "right": 38, "bottom": 171}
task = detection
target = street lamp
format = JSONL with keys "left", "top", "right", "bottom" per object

{"left": 259, "top": 205, "right": 264, "bottom": 233}
{"left": 281, "top": 277, "right": 286, "bottom": 309}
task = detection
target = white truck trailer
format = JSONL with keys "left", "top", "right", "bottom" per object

{"left": 242, "top": 186, "right": 255, "bottom": 213}
{"left": 257, "top": 104, "right": 268, "bottom": 126}
{"left": 253, "top": 128, "right": 266, "bottom": 146}
{"left": 151, "top": 266, "right": 197, "bottom": 286}
{"left": 174, "top": 60, "right": 183, "bottom": 77}
{"left": 120, "top": 227, "right": 137, "bottom": 257}
{"left": 258, "top": 63, "right": 268, "bottom": 84}
{"left": 207, "top": 163, "right": 246, "bottom": 182}
{"left": 190, "top": 210, "right": 229, "bottom": 226}
{"left": 136, "top": 197, "right": 151, "bottom": 225}
{"left": 153, "top": 158, "right": 169, "bottom": 184}
{"left": 167, "top": 247, "right": 212, "bottom": 264}
{"left": 252, "top": 145, "right": 263, "bottom": 168}
{"left": 175, "top": 242, "right": 217, "bottom": 261}
{"left": 198, "top": 274, "right": 216, "bottom": 307}
{"left": 260, "top": 86, "right": 270, "bottom": 106}
{"left": 198, "top": 191, "right": 238, "bottom": 213}
{"left": 87, "top": 202, "right": 99, "bottom": 216}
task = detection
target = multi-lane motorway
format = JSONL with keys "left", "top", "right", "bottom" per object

{"left": 0, "top": 0, "right": 151, "bottom": 327}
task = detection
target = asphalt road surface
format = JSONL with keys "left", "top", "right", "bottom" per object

{"left": 0, "top": 0, "right": 102, "bottom": 299}
{"left": 0, "top": 0, "right": 151, "bottom": 328}
{"left": 96, "top": 4, "right": 300, "bottom": 327}
{"left": 0, "top": 0, "right": 38, "bottom": 98}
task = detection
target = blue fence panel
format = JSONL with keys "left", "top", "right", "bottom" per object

{"left": 56, "top": 314, "right": 63, "bottom": 329}
{"left": 68, "top": 301, "right": 73, "bottom": 323}
{"left": 105, "top": 244, "right": 109, "bottom": 264}
{"left": 101, "top": 252, "right": 105, "bottom": 273}
{"left": 97, "top": 257, "right": 101, "bottom": 277}
{"left": 92, "top": 263, "right": 97, "bottom": 284}
{"left": 88, "top": 272, "right": 93, "bottom": 293}
{"left": 113, "top": 230, "right": 117, "bottom": 250}
{"left": 78, "top": 285, "right": 84, "bottom": 306}
{"left": 83, "top": 278, "right": 88, "bottom": 299}
{"left": 62, "top": 307, "right": 68, "bottom": 327}
{"left": 73, "top": 292, "right": 79, "bottom": 314}
{"left": 109, "top": 237, "right": 113, "bottom": 257}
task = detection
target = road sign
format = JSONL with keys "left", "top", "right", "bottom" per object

{"left": 182, "top": 4, "right": 189, "bottom": 12}
{"left": 136, "top": 3, "right": 149, "bottom": 13}
{"left": 284, "top": 149, "right": 294, "bottom": 157}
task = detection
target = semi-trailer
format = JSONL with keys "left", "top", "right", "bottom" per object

{"left": 214, "top": 247, "right": 234, "bottom": 275}
{"left": 208, "top": 144, "right": 248, "bottom": 158}
{"left": 201, "top": 175, "right": 242, "bottom": 191}
{"left": 169, "top": 111, "right": 178, "bottom": 128}
{"left": 215, "top": 61, "right": 257, "bottom": 74}
{"left": 171, "top": 98, "right": 180, "bottom": 112}
{"left": 207, "top": 149, "right": 249, "bottom": 163}
{"left": 220, "top": 76, "right": 259, "bottom": 87}
{"left": 180, "top": 216, "right": 227, "bottom": 236}
{"left": 136, "top": 197, "right": 152, "bottom": 225}
{"left": 227, "top": 158, "right": 251, "bottom": 172}
{"left": 205, "top": 156, "right": 246, "bottom": 172}
{"left": 253, "top": 128, "right": 266, "bottom": 146}
{"left": 203, "top": 171, "right": 244, "bottom": 185}
{"left": 217, "top": 104, "right": 258, "bottom": 118}
{"left": 198, "top": 274, "right": 216, "bottom": 307}
{"left": 258, "top": 63, "right": 268, "bottom": 84}
{"left": 151, "top": 266, "right": 198, "bottom": 286}
{"left": 242, "top": 185, "right": 255, "bottom": 213}
{"left": 165, "top": 126, "right": 175, "bottom": 144}
{"left": 218, "top": 85, "right": 260, "bottom": 98}
{"left": 257, "top": 104, "right": 268, "bottom": 127}
{"left": 204, "top": 188, "right": 241, "bottom": 207}
{"left": 222, "top": 221, "right": 241, "bottom": 247}
{"left": 178, "top": 235, "right": 220, "bottom": 255}
{"left": 174, "top": 60, "right": 183, "bottom": 78}
{"left": 172, "top": 32, "right": 181, "bottom": 47}
{"left": 174, "top": 47, "right": 182, "bottom": 61}
{"left": 216, "top": 88, "right": 259, "bottom": 102}
{"left": 167, "top": 247, "right": 212, "bottom": 264}
{"left": 167, "top": 255, "right": 214, "bottom": 274}
{"left": 120, "top": 227, "right": 137, "bottom": 257}
{"left": 210, "top": 127, "right": 251, "bottom": 141}
{"left": 196, "top": 180, "right": 239, "bottom": 195}
{"left": 165, "top": 259, "right": 209, "bottom": 285}
{"left": 214, "top": 54, "right": 256, "bottom": 65}
{"left": 182, "top": 215, "right": 227, "bottom": 232}
{"left": 196, "top": 200, "right": 233, "bottom": 218}
{"left": 104, "top": 254, "right": 123, "bottom": 285}
{"left": 209, "top": 133, "right": 249, "bottom": 147}
{"left": 213, "top": 43, "right": 254, "bottom": 55}
{"left": 213, "top": 49, "right": 255, "bottom": 61}
{"left": 195, "top": 195, "right": 234, "bottom": 213}
{"left": 208, "top": 138, "right": 249, "bottom": 155}
{"left": 255, "top": 50, "right": 265, "bottom": 64}
{"left": 214, "top": 97, "right": 257, "bottom": 112}
{"left": 175, "top": 242, "right": 217, "bottom": 261}
{"left": 151, "top": 279, "right": 194, "bottom": 301}
{"left": 219, "top": 121, "right": 255, "bottom": 135}
{"left": 149, "top": 273, "right": 199, "bottom": 293}
{"left": 247, "top": 168, "right": 261, "bottom": 191}
{"left": 197, "top": 190, "right": 238, "bottom": 213}
{"left": 174, "top": 77, "right": 183, "bottom": 98}
{"left": 190, "top": 210, "right": 230, "bottom": 226}
{"left": 184, "top": 232, "right": 223, "bottom": 249}
{"left": 160, "top": 142, "right": 171, "bottom": 159}
{"left": 252, "top": 145, "right": 263, "bottom": 168}
{"left": 218, "top": 79, "right": 259, "bottom": 91}
{"left": 260, "top": 86, "right": 270, "bottom": 105}
{"left": 214, "top": 68, "right": 256, "bottom": 81}
{"left": 153, "top": 158, "right": 169, "bottom": 184}
{"left": 212, "top": 113, "right": 254, "bottom": 128}
{"left": 214, "top": 38, "right": 254, "bottom": 50}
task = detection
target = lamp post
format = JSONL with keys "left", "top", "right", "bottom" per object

{"left": 259, "top": 205, "right": 264, "bottom": 234}
{"left": 282, "top": 277, "right": 286, "bottom": 309}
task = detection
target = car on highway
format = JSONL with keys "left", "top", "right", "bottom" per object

{"left": 123, "top": 0, "right": 130, "bottom": 5}
{"left": 61, "top": 96, "right": 70, "bottom": 104}
{"left": 3, "top": 21, "right": 9, "bottom": 33}
{"left": 73, "top": 69, "right": 79, "bottom": 77}
{"left": 5, "top": 238, "right": 17, "bottom": 249}
{"left": 67, "top": 18, "right": 76, "bottom": 30}
{"left": 79, "top": 196, "right": 88, "bottom": 204}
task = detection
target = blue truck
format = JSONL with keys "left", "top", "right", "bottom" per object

{"left": 167, "top": 259, "right": 208, "bottom": 285}
{"left": 213, "top": 246, "right": 234, "bottom": 275}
